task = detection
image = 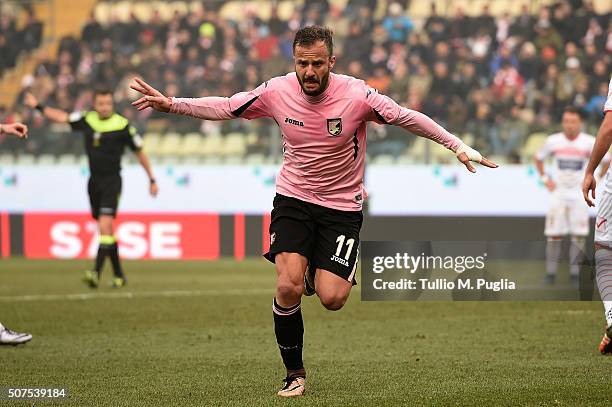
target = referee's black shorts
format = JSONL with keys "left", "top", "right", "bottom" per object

{"left": 264, "top": 194, "right": 363, "bottom": 284}
{"left": 88, "top": 175, "right": 122, "bottom": 219}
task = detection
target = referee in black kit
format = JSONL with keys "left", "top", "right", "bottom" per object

{"left": 25, "top": 89, "right": 158, "bottom": 288}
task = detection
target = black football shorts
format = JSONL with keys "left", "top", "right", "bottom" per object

{"left": 264, "top": 194, "right": 363, "bottom": 284}
{"left": 88, "top": 175, "right": 122, "bottom": 219}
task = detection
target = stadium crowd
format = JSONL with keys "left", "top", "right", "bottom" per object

{"left": 1, "top": 0, "right": 611, "bottom": 162}
{"left": 0, "top": 6, "right": 43, "bottom": 78}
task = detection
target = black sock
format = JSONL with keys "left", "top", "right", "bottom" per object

{"left": 94, "top": 244, "right": 111, "bottom": 273}
{"left": 109, "top": 243, "right": 124, "bottom": 278}
{"left": 273, "top": 298, "right": 305, "bottom": 378}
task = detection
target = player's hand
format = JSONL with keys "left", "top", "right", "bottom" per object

{"left": 130, "top": 78, "right": 172, "bottom": 113}
{"left": 582, "top": 171, "right": 596, "bottom": 207}
{"left": 544, "top": 178, "right": 556, "bottom": 192}
{"left": 0, "top": 122, "right": 28, "bottom": 138}
{"left": 455, "top": 143, "right": 498, "bottom": 173}
{"left": 149, "top": 181, "right": 159, "bottom": 197}
{"left": 24, "top": 92, "right": 39, "bottom": 109}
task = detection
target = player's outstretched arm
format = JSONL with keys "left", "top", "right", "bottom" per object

{"left": 130, "top": 78, "right": 172, "bottom": 113}
{"left": 131, "top": 77, "right": 270, "bottom": 121}
{"left": 583, "top": 112, "right": 612, "bottom": 207}
{"left": 454, "top": 143, "right": 498, "bottom": 173}
{"left": 0, "top": 122, "right": 28, "bottom": 138}
{"left": 365, "top": 89, "right": 497, "bottom": 172}
{"left": 24, "top": 92, "right": 69, "bottom": 123}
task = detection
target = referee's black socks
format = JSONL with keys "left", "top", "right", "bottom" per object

{"left": 95, "top": 235, "right": 124, "bottom": 278}
{"left": 273, "top": 298, "right": 305, "bottom": 378}
{"left": 108, "top": 241, "right": 124, "bottom": 278}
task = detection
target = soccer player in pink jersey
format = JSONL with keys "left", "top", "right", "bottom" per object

{"left": 582, "top": 75, "right": 612, "bottom": 355}
{"left": 131, "top": 26, "right": 497, "bottom": 396}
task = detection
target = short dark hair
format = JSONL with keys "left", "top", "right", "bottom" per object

{"left": 293, "top": 25, "right": 334, "bottom": 56}
{"left": 94, "top": 88, "right": 113, "bottom": 98}
{"left": 563, "top": 106, "right": 583, "bottom": 119}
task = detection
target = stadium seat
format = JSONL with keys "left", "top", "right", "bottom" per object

{"left": 57, "top": 154, "right": 77, "bottom": 165}
{"left": 122, "top": 155, "right": 137, "bottom": 165}
{"left": 143, "top": 133, "right": 162, "bottom": 156}
{"left": 181, "top": 133, "right": 203, "bottom": 157}
{"left": 158, "top": 133, "right": 183, "bottom": 156}
{"left": 224, "top": 155, "right": 243, "bottom": 165}
{"left": 245, "top": 153, "right": 266, "bottom": 165}
{"left": 16, "top": 154, "right": 36, "bottom": 165}
{"left": 223, "top": 132, "right": 247, "bottom": 156}
{"left": 159, "top": 155, "right": 181, "bottom": 165}
{"left": 396, "top": 154, "right": 417, "bottom": 165}
{"left": 202, "top": 156, "right": 223, "bottom": 165}
{"left": 200, "top": 134, "right": 224, "bottom": 157}
{"left": 131, "top": 2, "right": 154, "bottom": 22}
{"left": 431, "top": 143, "right": 454, "bottom": 164}
{"left": 264, "top": 156, "right": 281, "bottom": 165}
{"left": 372, "top": 155, "right": 396, "bottom": 165}
{"left": 166, "top": 1, "right": 189, "bottom": 18}
{"left": 488, "top": 155, "right": 509, "bottom": 165}
{"left": 118, "top": 1, "right": 136, "bottom": 22}
{"left": 93, "top": 2, "right": 111, "bottom": 24}
{"left": 181, "top": 155, "right": 202, "bottom": 165}
{"left": 37, "top": 154, "right": 56, "bottom": 165}
{"left": 245, "top": 132, "right": 258, "bottom": 145}
{"left": 521, "top": 133, "right": 548, "bottom": 163}
{"left": 0, "top": 154, "right": 15, "bottom": 165}
{"left": 461, "top": 133, "right": 475, "bottom": 147}
{"left": 408, "top": 137, "right": 427, "bottom": 163}
{"left": 76, "top": 155, "right": 88, "bottom": 166}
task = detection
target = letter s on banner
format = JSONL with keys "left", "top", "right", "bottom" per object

{"left": 50, "top": 222, "right": 82, "bottom": 258}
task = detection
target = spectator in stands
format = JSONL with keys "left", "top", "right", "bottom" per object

{"left": 382, "top": 3, "right": 413, "bottom": 44}
{"left": 584, "top": 82, "right": 611, "bottom": 121}
{"left": 510, "top": 4, "right": 535, "bottom": 40}
{"left": 556, "top": 57, "right": 587, "bottom": 106}
{"left": 491, "top": 60, "right": 525, "bottom": 100}
{"left": 423, "top": 3, "right": 449, "bottom": 45}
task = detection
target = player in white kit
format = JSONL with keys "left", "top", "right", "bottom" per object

{"left": 535, "top": 107, "right": 608, "bottom": 286}
{"left": 582, "top": 75, "right": 612, "bottom": 354}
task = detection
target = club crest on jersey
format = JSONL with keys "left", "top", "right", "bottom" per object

{"left": 327, "top": 118, "right": 342, "bottom": 136}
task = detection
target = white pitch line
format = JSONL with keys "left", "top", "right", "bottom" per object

{"left": 0, "top": 288, "right": 273, "bottom": 303}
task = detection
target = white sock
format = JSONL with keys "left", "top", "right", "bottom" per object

{"left": 594, "top": 249, "right": 612, "bottom": 326}
{"left": 604, "top": 301, "right": 612, "bottom": 328}
{"left": 546, "top": 239, "right": 562, "bottom": 276}
{"left": 569, "top": 236, "right": 586, "bottom": 277}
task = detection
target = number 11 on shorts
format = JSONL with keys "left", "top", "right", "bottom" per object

{"left": 335, "top": 235, "right": 355, "bottom": 260}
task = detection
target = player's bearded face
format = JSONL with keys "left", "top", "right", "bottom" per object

{"left": 94, "top": 94, "right": 114, "bottom": 119}
{"left": 294, "top": 41, "right": 335, "bottom": 97}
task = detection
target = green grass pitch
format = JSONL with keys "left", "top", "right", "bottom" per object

{"left": 1, "top": 258, "right": 610, "bottom": 406}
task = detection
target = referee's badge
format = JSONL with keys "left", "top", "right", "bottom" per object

{"left": 93, "top": 132, "right": 102, "bottom": 147}
{"left": 327, "top": 118, "right": 342, "bottom": 136}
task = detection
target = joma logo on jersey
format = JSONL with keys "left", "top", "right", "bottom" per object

{"left": 285, "top": 117, "right": 304, "bottom": 127}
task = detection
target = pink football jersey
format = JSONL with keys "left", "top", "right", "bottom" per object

{"left": 170, "top": 72, "right": 461, "bottom": 210}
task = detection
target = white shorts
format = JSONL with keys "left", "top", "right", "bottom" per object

{"left": 595, "top": 189, "right": 612, "bottom": 244}
{"left": 545, "top": 197, "right": 589, "bottom": 237}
